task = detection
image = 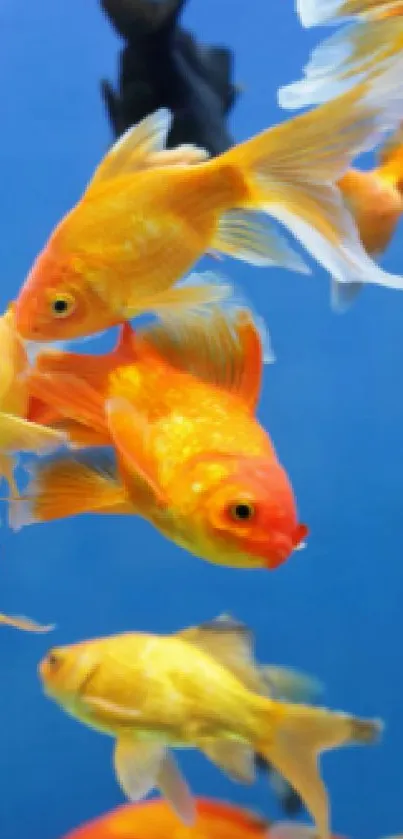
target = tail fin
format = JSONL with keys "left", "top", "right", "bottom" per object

{"left": 278, "top": 17, "right": 403, "bottom": 111}
{"left": 0, "top": 612, "right": 54, "bottom": 633}
{"left": 221, "top": 63, "right": 403, "bottom": 290}
{"left": 8, "top": 447, "right": 131, "bottom": 531}
{"left": 256, "top": 699, "right": 382, "bottom": 839}
{"left": 295, "top": 0, "right": 400, "bottom": 27}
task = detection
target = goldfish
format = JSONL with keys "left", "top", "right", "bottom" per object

{"left": 279, "top": 3, "right": 403, "bottom": 110}
{"left": 14, "top": 60, "right": 403, "bottom": 343}
{"left": 61, "top": 798, "right": 272, "bottom": 839}
{"left": 60, "top": 667, "right": 323, "bottom": 837}
{"left": 13, "top": 303, "right": 308, "bottom": 571}
{"left": 38, "top": 615, "right": 382, "bottom": 839}
{"left": 0, "top": 305, "right": 67, "bottom": 496}
{"left": 0, "top": 612, "right": 54, "bottom": 632}
{"left": 100, "top": 0, "right": 239, "bottom": 156}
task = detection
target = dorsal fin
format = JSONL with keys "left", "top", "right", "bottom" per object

{"left": 85, "top": 109, "right": 172, "bottom": 191}
{"left": 100, "top": 0, "right": 186, "bottom": 39}
{"left": 138, "top": 304, "right": 266, "bottom": 412}
{"left": 199, "top": 46, "right": 236, "bottom": 110}
{"left": 178, "top": 614, "right": 265, "bottom": 693}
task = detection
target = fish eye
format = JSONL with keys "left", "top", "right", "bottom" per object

{"left": 47, "top": 650, "right": 63, "bottom": 670}
{"left": 229, "top": 502, "right": 255, "bottom": 522}
{"left": 50, "top": 293, "right": 76, "bottom": 318}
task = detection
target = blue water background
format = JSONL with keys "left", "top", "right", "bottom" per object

{"left": 0, "top": 1, "right": 402, "bottom": 837}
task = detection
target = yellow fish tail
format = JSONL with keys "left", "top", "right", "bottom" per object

{"left": 255, "top": 698, "right": 382, "bottom": 839}
{"left": 278, "top": 17, "right": 403, "bottom": 111}
{"left": 219, "top": 66, "right": 403, "bottom": 290}
{"left": 8, "top": 448, "right": 131, "bottom": 531}
{"left": 296, "top": 0, "right": 402, "bottom": 28}
{"left": 0, "top": 612, "right": 54, "bottom": 633}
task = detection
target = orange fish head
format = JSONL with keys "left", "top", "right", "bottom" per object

{"left": 39, "top": 641, "right": 100, "bottom": 707}
{"left": 15, "top": 247, "right": 119, "bottom": 342}
{"left": 187, "top": 455, "right": 308, "bottom": 570}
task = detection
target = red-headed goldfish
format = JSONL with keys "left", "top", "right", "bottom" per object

{"left": 281, "top": 3, "right": 403, "bottom": 110}
{"left": 14, "top": 303, "right": 308, "bottom": 571}
{"left": 38, "top": 615, "right": 382, "bottom": 839}
{"left": 61, "top": 798, "right": 272, "bottom": 839}
{"left": 0, "top": 306, "right": 67, "bottom": 496}
{"left": 13, "top": 62, "right": 403, "bottom": 342}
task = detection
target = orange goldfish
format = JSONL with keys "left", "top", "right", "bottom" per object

{"left": 60, "top": 798, "right": 273, "bottom": 839}
{"left": 0, "top": 612, "right": 54, "bottom": 632}
{"left": 0, "top": 305, "right": 67, "bottom": 496}
{"left": 38, "top": 615, "right": 382, "bottom": 838}
{"left": 281, "top": 3, "right": 403, "bottom": 109}
{"left": 13, "top": 304, "right": 308, "bottom": 571}
{"left": 13, "top": 62, "right": 403, "bottom": 342}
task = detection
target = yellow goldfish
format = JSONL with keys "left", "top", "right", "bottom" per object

{"left": 38, "top": 615, "right": 382, "bottom": 839}
{"left": 14, "top": 60, "right": 403, "bottom": 343}
{"left": 0, "top": 305, "right": 67, "bottom": 495}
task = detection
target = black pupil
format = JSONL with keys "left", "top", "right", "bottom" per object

{"left": 48, "top": 652, "right": 59, "bottom": 667}
{"left": 234, "top": 503, "right": 252, "bottom": 520}
{"left": 53, "top": 298, "right": 68, "bottom": 314}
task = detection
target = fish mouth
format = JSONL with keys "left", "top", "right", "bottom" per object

{"left": 264, "top": 532, "right": 295, "bottom": 569}
{"left": 38, "top": 654, "right": 100, "bottom": 699}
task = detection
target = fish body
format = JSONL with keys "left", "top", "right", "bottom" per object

{"left": 61, "top": 797, "right": 271, "bottom": 839}
{"left": 20, "top": 305, "right": 308, "bottom": 571}
{"left": 100, "top": 0, "right": 237, "bottom": 155}
{"left": 38, "top": 616, "right": 382, "bottom": 839}
{"left": 15, "top": 66, "right": 403, "bottom": 342}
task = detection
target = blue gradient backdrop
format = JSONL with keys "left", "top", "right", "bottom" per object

{"left": 0, "top": 1, "right": 402, "bottom": 837}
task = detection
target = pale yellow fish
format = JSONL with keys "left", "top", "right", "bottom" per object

{"left": 39, "top": 615, "right": 382, "bottom": 839}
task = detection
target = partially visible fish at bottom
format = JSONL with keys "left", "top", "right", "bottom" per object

{"left": 59, "top": 797, "right": 272, "bottom": 839}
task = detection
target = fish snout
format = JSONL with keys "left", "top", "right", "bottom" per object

{"left": 265, "top": 531, "right": 295, "bottom": 569}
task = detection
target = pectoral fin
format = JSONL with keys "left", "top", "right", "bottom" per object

{"left": 114, "top": 739, "right": 164, "bottom": 802}
{"left": 202, "top": 740, "right": 255, "bottom": 784}
{"left": 157, "top": 752, "right": 196, "bottom": 825}
{"left": 106, "top": 397, "right": 167, "bottom": 506}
